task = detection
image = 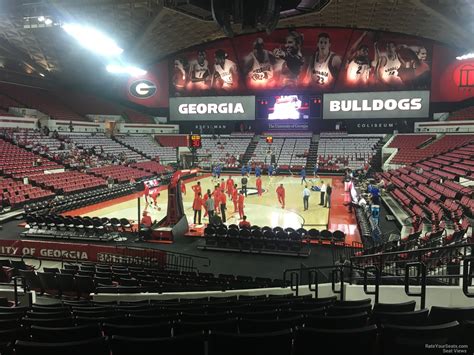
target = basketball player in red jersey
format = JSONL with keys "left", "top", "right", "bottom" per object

{"left": 238, "top": 191, "right": 245, "bottom": 219}
{"left": 306, "top": 32, "right": 342, "bottom": 88}
{"left": 143, "top": 183, "right": 150, "bottom": 204}
{"left": 191, "top": 181, "right": 201, "bottom": 198}
{"left": 276, "top": 184, "right": 285, "bottom": 209}
{"left": 232, "top": 184, "right": 238, "bottom": 212}
{"left": 226, "top": 176, "right": 234, "bottom": 198}
{"left": 256, "top": 176, "right": 263, "bottom": 197}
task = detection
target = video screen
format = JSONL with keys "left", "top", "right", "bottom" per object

{"left": 256, "top": 95, "right": 321, "bottom": 119}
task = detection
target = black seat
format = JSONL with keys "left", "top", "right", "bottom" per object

{"left": 327, "top": 304, "right": 372, "bottom": 316}
{"left": 373, "top": 300, "right": 416, "bottom": 313}
{"left": 305, "top": 312, "right": 368, "bottom": 329}
{"left": 296, "top": 228, "right": 307, "bottom": 237}
{"left": 335, "top": 299, "right": 372, "bottom": 307}
{"left": 110, "top": 218, "right": 122, "bottom": 231}
{"left": 381, "top": 321, "right": 460, "bottom": 355}
{"left": 110, "top": 333, "right": 205, "bottom": 355}
{"left": 120, "top": 218, "right": 132, "bottom": 232}
{"left": 14, "top": 337, "right": 109, "bottom": 355}
{"left": 29, "top": 324, "right": 101, "bottom": 342}
{"left": 209, "top": 330, "right": 293, "bottom": 355}
{"left": 332, "top": 230, "right": 345, "bottom": 242}
{"left": 372, "top": 309, "right": 429, "bottom": 326}
{"left": 173, "top": 319, "right": 238, "bottom": 335}
{"left": 239, "top": 315, "right": 304, "bottom": 333}
{"left": 307, "top": 229, "right": 319, "bottom": 240}
{"left": 37, "top": 272, "right": 59, "bottom": 296}
{"left": 428, "top": 306, "right": 474, "bottom": 324}
{"left": 103, "top": 322, "right": 172, "bottom": 338}
{"left": 294, "top": 325, "right": 378, "bottom": 355}
{"left": 319, "top": 230, "right": 333, "bottom": 241}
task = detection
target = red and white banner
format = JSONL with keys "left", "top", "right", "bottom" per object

{"left": 0, "top": 239, "right": 166, "bottom": 265}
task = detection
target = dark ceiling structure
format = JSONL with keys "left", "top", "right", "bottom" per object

{"left": 0, "top": 0, "right": 472, "bottom": 87}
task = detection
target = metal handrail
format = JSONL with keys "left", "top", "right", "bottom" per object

{"left": 404, "top": 262, "right": 427, "bottom": 309}
{"left": 351, "top": 242, "right": 473, "bottom": 260}
{"left": 363, "top": 265, "right": 380, "bottom": 303}
{"left": 283, "top": 264, "right": 357, "bottom": 301}
{"left": 462, "top": 257, "right": 474, "bottom": 298}
{"left": 12, "top": 276, "right": 25, "bottom": 306}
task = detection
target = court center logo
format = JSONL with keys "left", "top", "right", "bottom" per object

{"left": 129, "top": 80, "right": 157, "bottom": 99}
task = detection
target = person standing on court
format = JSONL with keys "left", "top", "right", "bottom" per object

{"left": 276, "top": 183, "right": 285, "bottom": 209}
{"left": 232, "top": 184, "right": 238, "bottom": 212}
{"left": 191, "top": 181, "right": 201, "bottom": 198}
{"left": 313, "top": 162, "right": 319, "bottom": 178}
{"left": 325, "top": 183, "right": 332, "bottom": 208}
{"left": 219, "top": 190, "right": 227, "bottom": 222}
{"left": 255, "top": 165, "right": 262, "bottom": 178}
{"left": 238, "top": 191, "right": 245, "bottom": 219}
{"left": 256, "top": 176, "right": 263, "bottom": 197}
{"left": 205, "top": 191, "right": 215, "bottom": 219}
{"left": 303, "top": 185, "right": 310, "bottom": 211}
{"left": 226, "top": 176, "right": 234, "bottom": 197}
{"left": 268, "top": 164, "right": 274, "bottom": 178}
{"left": 193, "top": 192, "right": 203, "bottom": 224}
{"left": 300, "top": 167, "right": 307, "bottom": 185}
{"left": 203, "top": 189, "right": 211, "bottom": 218}
{"left": 212, "top": 185, "right": 221, "bottom": 213}
{"left": 143, "top": 183, "right": 150, "bottom": 204}
{"left": 319, "top": 180, "right": 327, "bottom": 206}
{"left": 241, "top": 175, "right": 248, "bottom": 197}
{"left": 241, "top": 165, "right": 247, "bottom": 176}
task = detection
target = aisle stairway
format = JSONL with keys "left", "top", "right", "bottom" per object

{"left": 241, "top": 138, "right": 258, "bottom": 165}
{"left": 305, "top": 135, "right": 319, "bottom": 170}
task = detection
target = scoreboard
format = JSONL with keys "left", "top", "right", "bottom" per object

{"left": 189, "top": 134, "right": 202, "bottom": 148}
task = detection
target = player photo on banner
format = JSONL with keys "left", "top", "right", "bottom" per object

{"left": 170, "top": 39, "right": 241, "bottom": 96}
{"left": 169, "top": 28, "right": 432, "bottom": 97}
{"left": 234, "top": 28, "right": 349, "bottom": 91}
{"left": 336, "top": 30, "right": 432, "bottom": 91}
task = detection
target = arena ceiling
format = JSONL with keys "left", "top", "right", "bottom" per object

{"left": 0, "top": 0, "right": 472, "bottom": 86}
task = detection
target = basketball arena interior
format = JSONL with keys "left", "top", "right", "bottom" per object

{"left": 0, "top": 0, "right": 472, "bottom": 354}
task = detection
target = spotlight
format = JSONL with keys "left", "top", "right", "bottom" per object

{"left": 44, "top": 18, "right": 52, "bottom": 25}
{"left": 63, "top": 23, "right": 123, "bottom": 57}
{"left": 38, "top": 16, "right": 45, "bottom": 22}
{"left": 106, "top": 64, "right": 146, "bottom": 76}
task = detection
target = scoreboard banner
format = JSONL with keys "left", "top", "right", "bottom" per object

{"left": 169, "top": 96, "right": 255, "bottom": 121}
{"left": 323, "top": 90, "right": 430, "bottom": 119}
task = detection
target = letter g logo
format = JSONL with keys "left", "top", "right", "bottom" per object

{"left": 129, "top": 80, "right": 157, "bottom": 99}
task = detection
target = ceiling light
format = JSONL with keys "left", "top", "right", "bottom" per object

{"left": 44, "top": 18, "right": 53, "bottom": 26}
{"left": 63, "top": 23, "right": 123, "bottom": 57}
{"left": 38, "top": 16, "right": 45, "bottom": 22}
{"left": 39, "top": 73, "right": 45, "bottom": 77}
{"left": 456, "top": 53, "right": 474, "bottom": 60}
{"left": 106, "top": 64, "right": 147, "bottom": 77}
